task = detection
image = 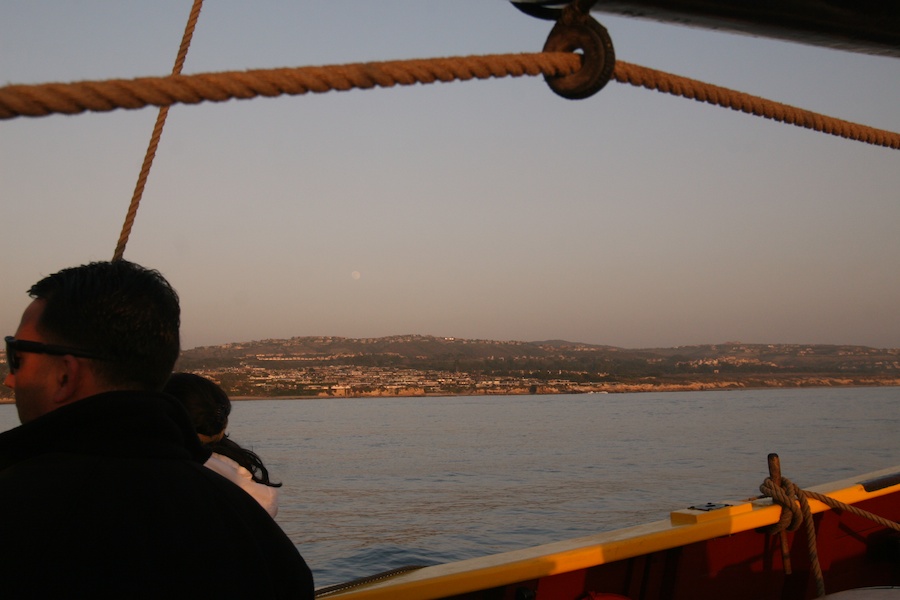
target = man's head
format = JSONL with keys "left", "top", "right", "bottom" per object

{"left": 4, "top": 261, "right": 180, "bottom": 422}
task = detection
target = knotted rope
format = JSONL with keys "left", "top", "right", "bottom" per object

{"left": 2, "top": 54, "right": 899, "bottom": 151}
{"left": 112, "top": 0, "right": 204, "bottom": 261}
{"left": 759, "top": 472, "right": 900, "bottom": 598}
{"left": 759, "top": 475, "right": 825, "bottom": 597}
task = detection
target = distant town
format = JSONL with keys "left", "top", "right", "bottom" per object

{"left": 174, "top": 336, "right": 900, "bottom": 399}
{"left": 3, "top": 335, "right": 899, "bottom": 401}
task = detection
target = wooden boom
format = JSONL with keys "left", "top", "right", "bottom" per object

{"left": 512, "top": 1, "right": 900, "bottom": 57}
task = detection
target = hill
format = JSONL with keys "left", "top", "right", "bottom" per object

{"left": 173, "top": 335, "right": 900, "bottom": 398}
{"left": 3, "top": 335, "right": 897, "bottom": 401}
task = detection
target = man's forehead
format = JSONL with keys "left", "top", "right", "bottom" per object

{"left": 15, "top": 299, "right": 46, "bottom": 337}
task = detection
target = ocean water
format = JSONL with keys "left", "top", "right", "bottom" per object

{"left": 1, "top": 386, "right": 898, "bottom": 587}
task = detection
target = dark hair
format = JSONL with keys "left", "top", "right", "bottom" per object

{"left": 29, "top": 260, "right": 180, "bottom": 391}
{"left": 164, "top": 372, "right": 281, "bottom": 487}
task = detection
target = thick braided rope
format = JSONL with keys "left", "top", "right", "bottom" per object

{"left": 112, "top": 0, "right": 204, "bottom": 261}
{"left": 760, "top": 476, "right": 826, "bottom": 597}
{"left": 0, "top": 53, "right": 579, "bottom": 117}
{"left": 804, "top": 488, "right": 900, "bottom": 532}
{"left": 795, "top": 482, "right": 826, "bottom": 598}
{"left": 759, "top": 474, "right": 900, "bottom": 594}
{"left": 760, "top": 477, "right": 804, "bottom": 533}
{"left": 759, "top": 474, "right": 900, "bottom": 597}
{"left": 1, "top": 54, "right": 898, "bottom": 150}
{"left": 613, "top": 62, "right": 900, "bottom": 149}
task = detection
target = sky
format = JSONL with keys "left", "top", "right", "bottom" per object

{"left": 2, "top": 1, "right": 899, "bottom": 351}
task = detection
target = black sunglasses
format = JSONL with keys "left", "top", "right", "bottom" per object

{"left": 4, "top": 336, "right": 108, "bottom": 375}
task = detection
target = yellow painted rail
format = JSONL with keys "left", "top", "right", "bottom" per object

{"left": 318, "top": 465, "right": 900, "bottom": 600}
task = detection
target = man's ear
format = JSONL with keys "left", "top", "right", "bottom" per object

{"left": 51, "top": 355, "right": 83, "bottom": 406}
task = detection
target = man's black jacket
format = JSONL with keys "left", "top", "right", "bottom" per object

{"left": 0, "top": 391, "right": 314, "bottom": 598}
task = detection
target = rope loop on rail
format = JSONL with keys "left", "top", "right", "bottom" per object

{"left": 759, "top": 470, "right": 900, "bottom": 597}
{"left": 759, "top": 475, "right": 826, "bottom": 597}
{"left": 760, "top": 476, "right": 805, "bottom": 533}
{"left": 759, "top": 476, "right": 900, "bottom": 538}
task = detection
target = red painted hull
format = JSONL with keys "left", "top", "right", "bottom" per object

{"left": 320, "top": 467, "right": 900, "bottom": 600}
{"left": 443, "top": 492, "right": 899, "bottom": 600}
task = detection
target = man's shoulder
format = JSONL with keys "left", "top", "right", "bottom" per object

{"left": 0, "top": 450, "right": 314, "bottom": 596}
{"left": 0, "top": 390, "right": 209, "bottom": 465}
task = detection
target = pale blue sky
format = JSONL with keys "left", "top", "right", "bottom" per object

{"left": 2, "top": 1, "right": 899, "bottom": 350}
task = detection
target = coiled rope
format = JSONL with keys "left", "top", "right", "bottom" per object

{"left": 112, "top": 0, "right": 204, "bottom": 261}
{"left": 759, "top": 473, "right": 900, "bottom": 598}
{"left": 2, "top": 53, "right": 899, "bottom": 152}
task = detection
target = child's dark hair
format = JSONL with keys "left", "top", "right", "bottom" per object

{"left": 164, "top": 372, "right": 281, "bottom": 487}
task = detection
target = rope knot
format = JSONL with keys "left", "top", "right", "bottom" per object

{"left": 756, "top": 456, "right": 900, "bottom": 598}
{"left": 759, "top": 466, "right": 825, "bottom": 596}
{"left": 760, "top": 475, "right": 805, "bottom": 534}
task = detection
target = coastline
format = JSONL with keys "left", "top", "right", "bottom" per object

{"left": 2, "top": 376, "right": 897, "bottom": 405}
{"left": 226, "top": 377, "right": 900, "bottom": 401}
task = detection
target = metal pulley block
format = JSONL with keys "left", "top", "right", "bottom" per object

{"left": 515, "top": 0, "right": 616, "bottom": 99}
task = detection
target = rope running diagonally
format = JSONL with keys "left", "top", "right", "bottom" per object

{"left": 111, "top": 0, "right": 204, "bottom": 262}
{"left": 2, "top": 53, "right": 899, "bottom": 153}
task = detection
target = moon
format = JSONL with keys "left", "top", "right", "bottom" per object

{"left": 351, "top": 271, "right": 361, "bottom": 280}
